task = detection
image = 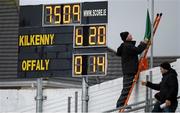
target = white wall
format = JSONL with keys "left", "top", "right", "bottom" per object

{"left": 0, "top": 89, "right": 36, "bottom": 112}
{"left": 43, "top": 89, "right": 82, "bottom": 112}
{"left": 88, "top": 78, "right": 123, "bottom": 112}
{"left": 108, "top": 0, "right": 180, "bottom": 56}
{"left": 0, "top": 89, "right": 81, "bottom": 113}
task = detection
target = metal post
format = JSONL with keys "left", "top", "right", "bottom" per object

{"left": 150, "top": 0, "right": 154, "bottom": 111}
{"left": 149, "top": 71, "right": 153, "bottom": 110}
{"left": 36, "top": 78, "right": 43, "bottom": 113}
{"left": 82, "top": 77, "right": 89, "bottom": 113}
{"left": 68, "top": 97, "right": 72, "bottom": 113}
{"left": 75, "top": 91, "right": 78, "bottom": 113}
{"left": 145, "top": 75, "right": 149, "bottom": 112}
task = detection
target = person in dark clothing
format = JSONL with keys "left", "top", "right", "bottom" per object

{"left": 142, "top": 62, "right": 179, "bottom": 112}
{"left": 116, "top": 31, "right": 147, "bottom": 108}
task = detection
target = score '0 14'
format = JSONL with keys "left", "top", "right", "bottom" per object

{"left": 73, "top": 54, "right": 106, "bottom": 76}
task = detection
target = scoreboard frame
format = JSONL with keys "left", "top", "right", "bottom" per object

{"left": 18, "top": 1, "right": 108, "bottom": 78}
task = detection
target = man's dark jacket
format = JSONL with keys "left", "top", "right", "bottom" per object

{"left": 146, "top": 68, "right": 178, "bottom": 103}
{"left": 116, "top": 41, "right": 147, "bottom": 74}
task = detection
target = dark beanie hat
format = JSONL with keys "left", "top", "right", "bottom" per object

{"left": 120, "top": 31, "right": 129, "bottom": 41}
{"left": 160, "top": 62, "right": 171, "bottom": 70}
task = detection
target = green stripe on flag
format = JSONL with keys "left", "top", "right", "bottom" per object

{"left": 144, "top": 10, "right": 151, "bottom": 40}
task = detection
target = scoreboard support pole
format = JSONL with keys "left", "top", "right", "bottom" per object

{"left": 82, "top": 77, "right": 89, "bottom": 113}
{"left": 35, "top": 78, "right": 44, "bottom": 113}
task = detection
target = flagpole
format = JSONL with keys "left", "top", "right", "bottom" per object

{"left": 149, "top": 0, "right": 154, "bottom": 111}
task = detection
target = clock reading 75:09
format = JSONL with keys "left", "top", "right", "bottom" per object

{"left": 44, "top": 4, "right": 80, "bottom": 25}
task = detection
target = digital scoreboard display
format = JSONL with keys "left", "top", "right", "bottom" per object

{"left": 18, "top": 1, "right": 108, "bottom": 78}
{"left": 43, "top": 4, "right": 81, "bottom": 25}
{"left": 74, "top": 25, "right": 106, "bottom": 48}
{"left": 73, "top": 53, "right": 107, "bottom": 77}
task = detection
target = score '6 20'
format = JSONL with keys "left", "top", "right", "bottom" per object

{"left": 74, "top": 25, "right": 106, "bottom": 47}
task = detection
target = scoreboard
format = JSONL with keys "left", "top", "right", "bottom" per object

{"left": 18, "top": 1, "right": 108, "bottom": 78}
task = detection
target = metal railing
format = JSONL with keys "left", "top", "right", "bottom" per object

{"left": 104, "top": 96, "right": 180, "bottom": 113}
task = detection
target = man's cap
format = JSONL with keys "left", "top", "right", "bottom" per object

{"left": 120, "top": 31, "right": 129, "bottom": 41}
{"left": 160, "top": 62, "right": 171, "bottom": 70}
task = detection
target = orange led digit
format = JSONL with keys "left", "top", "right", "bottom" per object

{"left": 98, "top": 26, "right": 106, "bottom": 45}
{"left": 45, "top": 6, "right": 52, "bottom": 23}
{"left": 89, "top": 56, "right": 96, "bottom": 73}
{"left": 89, "top": 27, "right": 96, "bottom": 45}
{"left": 75, "top": 27, "right": 83, "bottom": 46}
{"left": 97, "top": 56, "right": 105, "bottom": 72}
{"left": 63, "top": 5, "right": 71, "bottom": 24}
{"left": 92, "top": 56, "right": 96, "bottom": 72}
{"left": 74, "top": 56, "right": 82, "bottom": 75}
{"left": 54, "top": 6, "right": 61, "bottom": 24}
{"left": 73, "top": 5, "right": 80, "bottom": 22}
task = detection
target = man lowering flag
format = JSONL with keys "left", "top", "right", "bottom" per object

{"left": 115, "top": 10, "right": 151, "bottom": 108}
{"left": 116, "top": 10, "right": 162, "bottom": 111}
